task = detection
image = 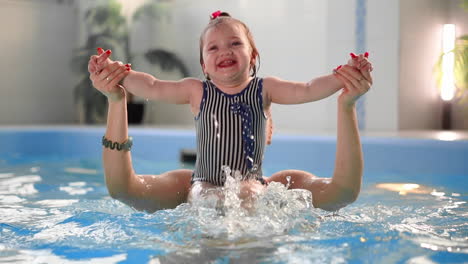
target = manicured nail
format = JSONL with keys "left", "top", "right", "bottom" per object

{"left": 105, "top": 50, "right": 112, "bottom": 54}
{"left": 97, "top": 47, "right": 104, "bottom": 53}
{"left": 333, "top": 65, "right": 342, "bottom": 73}
{"left": 125, "top": 63, "right": 132, "bottom": 67}
{"left": 350, "top": 53, "right": 358, "bottom": 59}
{"left": 364, "top": 52, "right": 369, "bottom": 58}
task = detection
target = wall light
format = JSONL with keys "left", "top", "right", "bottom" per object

{"left": 440, "top": 24, "right": 456, "bottom": 130}
{"left": 441, "top": 24, "right": 456, "bottom": 101}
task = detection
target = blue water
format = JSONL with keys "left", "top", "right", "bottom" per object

{"left": 0, "top": 155, "right": 467, "bottom": 264}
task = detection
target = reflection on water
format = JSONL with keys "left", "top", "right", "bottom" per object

{"left": 0, "top": 161, "right": 467, "bottom": 263}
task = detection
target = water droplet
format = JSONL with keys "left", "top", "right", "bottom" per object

{"left": 286, "top": 176, "right": 292, "bottom": 188}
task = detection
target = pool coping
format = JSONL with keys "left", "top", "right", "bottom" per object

{"left": 1, "top": 125, "right": 467, "bottom": 141}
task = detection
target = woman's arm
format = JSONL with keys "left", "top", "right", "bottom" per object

{"left": 90, "top": 62, "right": 193, "bottom": 212}
{"left": 312, "top": 65, "right": 372, "bottom": 210}
{"left": 89, "top": 63, "right": 134, "bottom": 197}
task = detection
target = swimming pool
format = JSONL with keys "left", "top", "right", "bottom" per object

{"left": 0, "top": 127, "right": 467, "bottom": 263}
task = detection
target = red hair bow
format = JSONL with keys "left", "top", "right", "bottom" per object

{"left": 211, "top": 10, "right": 222, "bottom": 19}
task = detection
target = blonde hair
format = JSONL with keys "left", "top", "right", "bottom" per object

{"left": 199, "top": 12, "right": 259, "bottom": 77}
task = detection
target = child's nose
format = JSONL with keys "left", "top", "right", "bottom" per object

{"left": 220, "top": 47, "right": 233, "bottom": 56}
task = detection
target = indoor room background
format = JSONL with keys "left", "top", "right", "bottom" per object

{"left": 1, "top": 0, "right": 467, "bottom": 133}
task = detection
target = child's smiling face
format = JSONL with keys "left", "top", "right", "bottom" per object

{"left": 201, "top": 22, "right": 254, "bottom": 84}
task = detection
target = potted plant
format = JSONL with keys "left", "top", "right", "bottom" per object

{"left": 71, "top": 0, "right": 189, "bottom": 124}
{"left": 434, "top": 0, "right": 468, "bottom": 105}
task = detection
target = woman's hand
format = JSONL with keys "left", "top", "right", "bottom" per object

{"left": 89, "top": 61, "right": 131, "bottom": 102}
{"left": 88, "top": 48, "right": 113, "bottom": 74}
{"left": 348, "top": 52, "right": 373, "bottom": 72}
{"left": 333, "top": 64, "right": 372, "bottom": 107}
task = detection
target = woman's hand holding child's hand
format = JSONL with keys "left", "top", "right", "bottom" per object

{"left": 347, "top": 52, "right": 373, "bottom": 72}
{"left": 88, "top": 48, "right": 131, "bottom": 102}
{"left": 333, "top": 52, "right": 373, "bottom": 107}
{"left": 88, "top": 48, "right": 113, "bottom": 74}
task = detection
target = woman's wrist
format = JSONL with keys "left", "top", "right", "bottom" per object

{"left": 107, "top": 86, "right": 126, "bottom": 103}
{"left": 338, "top": 95, "right": 356, "bottom": 111}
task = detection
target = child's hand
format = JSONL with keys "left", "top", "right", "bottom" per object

{"left": 89, "top": 61, "right": 131, "bottom": 102}
{"left": 333, "top": 64, "right": 372, "bottom": 107}
{"left": 87, "top": 48, "right": 113, "bottom": 75}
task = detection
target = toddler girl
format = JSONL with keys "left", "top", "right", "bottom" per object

{"left": 88, "top": 11, "right": 373, "bottom": 212}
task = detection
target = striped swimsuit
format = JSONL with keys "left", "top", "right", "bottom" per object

{"left": 193, "top": 77, "right": 267, "bottom": 186}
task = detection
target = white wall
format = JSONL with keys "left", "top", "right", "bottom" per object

{"left": 324, "top": 0, "right": 400, "bottom": 132}
{"left": 135, "top": 0, "right": 401, "bottom": 133}
{"left": 0, "top": 0, "right": 78, "bottom": 124}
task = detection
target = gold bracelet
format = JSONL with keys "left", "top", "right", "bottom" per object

{"left": 102, "top": 136, "right": 133, "bottom": 151}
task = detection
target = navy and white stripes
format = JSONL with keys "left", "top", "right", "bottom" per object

{"left": 193, "top": 77, "right": 267, "bottom": 186}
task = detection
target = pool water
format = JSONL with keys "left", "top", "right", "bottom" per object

{"left": 0, "top": 155, "right": 467, "bottom": 264}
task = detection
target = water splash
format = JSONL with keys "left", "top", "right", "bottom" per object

{"left": 211, "top": 114, "right": 221, "bottom": 139}
{"left": 169, "top": 169, "right": 319, "bottom": 243}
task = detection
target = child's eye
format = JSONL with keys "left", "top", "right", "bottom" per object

{"left": 232, "top": 41, "right": 242, "bottom": 46}
{"left": 208, "top": 46, "right": 217, "bottom": 51}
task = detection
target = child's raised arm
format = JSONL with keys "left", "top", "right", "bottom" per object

{"left": 121, "top": 71, "right": 201, "bottom": 105}
{"left": 88, "top": 48, "right": 202, "bottom": 105}
{"left": 263, "top": 53, "right": 372, "bottom": 105}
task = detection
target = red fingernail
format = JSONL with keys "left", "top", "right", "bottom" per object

{"left": 106, "top": 50, "right": 111, "bottom": 54}
{"left": 125, "top": 63, "right": 132, "bottom": 67}
{"left": 97, "top": 47, "right": 104, "bottom": 53}
{"left": 364, "top": 52, "right": 369, "bottom": 58}
{"left": 350, "top": 53, "right": 358, "bottom": 59}
{"left": 333, "top": 65, "right": 342, "bottom": 73}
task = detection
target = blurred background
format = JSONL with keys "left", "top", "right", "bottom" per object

{"left": 0, "top": 0, "right": 467, "bottom": 134}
